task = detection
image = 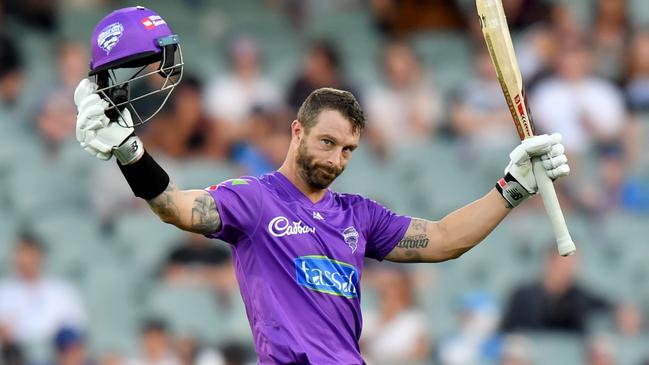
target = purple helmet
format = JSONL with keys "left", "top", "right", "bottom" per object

{"left": 89, "top": 6, "right": 183, "bottom": 126}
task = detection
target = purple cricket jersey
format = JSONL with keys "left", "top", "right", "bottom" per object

{"left": 205, "top": 171, "right": 411, "bottom": 364}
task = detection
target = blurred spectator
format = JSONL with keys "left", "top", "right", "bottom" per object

{"left": 614, "top": 301, "right": 644, "bottom": 337}
{"left": 2, "top": 0, "right": 57, "bottom": 31}
{"left": 624, "top": 31, "right": 649, "bottom": 112}
{"left": 51, "top": 327, "right": 94, "bottom": 365}
{"left": 0, "top": 233, "right": 87, "bottom": 343}
{"left": 501, "top": 248, "right": 611, "bottom": 334}
{"left": 162, "top": 234, "right": 231, "bottom": 288}
{"left": 143, "top": 75, "right": 228, "bottom": 160}
{"left": 36, "top": 41, "right": 88, "bottom": 154}
{"left": 36, "top": 92, "right": 77, "bottom": 154}
{"left": 592, "top": 0, "right": 629, "bottom": 81}
{"left": 498, "top": 334, "right": 533, "bottom": 365}
{"left": 0, "top": 34, "right": 25, "bottom": 119}
{"left": 371, "top": 0, "right": 465, "bottom": 35}
{"left": 231, "top": 107, "right": 291, "bottom": 176}
{"left": 203, "top": 36, "right": 282, "bottom": 128}
{"left": 438, "top": 292, "right": 501, "bottom": 365}
{"left": 287, "top": 39, "right": 357, "bottom": 113}
{"left": 220, "top": 341, "right": 253, "bottom": 365}
{"left": 585, "top": 334, "right": 616, "bottom": 365}
{"left": 98, "top": 352, "right": 123, "bottom": 365}
{"left": 55, "top": 41, "right": 89, "bottom": 96}
{"left": 364, "top": 40, "right": 442, "bottom": 157}
{"left": 451, "top": 49, "right": 518, "bottom": 154}
{"left": 127, "top": 319, "right": 180, "bottom": 365}
{"left": 362, "top": 266, "right": 429, "bottom": 365}
{"left": 174, "top": 334, "right": 199, "bottom": 365}
{"left": 1, "top": 330, "right": 25, "bottom": 365}
{"left": 530, "top": 44, "right": 627, "bottom": 157}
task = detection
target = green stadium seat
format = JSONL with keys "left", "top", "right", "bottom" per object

{"left": 174, "top": 159, "right": 240, "bottom": 190}
{"left": 147, "top": 284, "right": 224, "bottom": 343}
{"left": 82, "top": 263, "right": 141, "bottom": 356}
{"left": 29, "top": 211, "right": 104, "bottom": 278}
{"left": 409, "top": 32, "right": 473, "bottom": 97}
{"left": 111, "top": 212, "right": 185, "bottom": 277}
{"left": 524, "top": 332, "right": 585, "bottom": 364}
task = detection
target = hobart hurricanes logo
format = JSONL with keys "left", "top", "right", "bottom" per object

{"left": 268, "top": 216, "right": 316, "bottom": 237}
{"left": 295, "top": 256, "right": 359, "bottom": 298}
{"left": 97, "top": 22, "right": 124, "bottom": 54}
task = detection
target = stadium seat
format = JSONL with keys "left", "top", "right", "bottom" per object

{"left": 30, "top": 211, "right": 104, "bottom": 278}
{"left": 173, "top": 158, "right": 240, "bottom": 190}
{"left": 524, "top": 332, "right": 585, "bottom": 364}
{"left": 146, "top": 284, "right": 224, "bottom": 343}
{"left": 111, "top": 212, "right": 185, "bottom": 277}
{"left": 82, "top": 263, "right": 141, "bottom": 356}
{"left": 409, "top": 31, "right": 473, "bottom": 97}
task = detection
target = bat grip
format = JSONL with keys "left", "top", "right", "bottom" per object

{"left": 532, "top": 157, "right": 576, "bottom": 256}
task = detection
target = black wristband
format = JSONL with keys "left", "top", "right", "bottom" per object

{"left": 117, "top": 150, "right": 170, "bottom": 200}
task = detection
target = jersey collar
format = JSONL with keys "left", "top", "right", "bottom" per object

{"left": 272, "top": 171, "right": 332, "bottom": 208}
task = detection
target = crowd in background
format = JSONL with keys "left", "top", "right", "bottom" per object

{"left": 1, "top": 0, "right": 649, "bottom": 364}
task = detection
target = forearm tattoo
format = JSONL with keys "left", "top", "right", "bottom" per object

{"left": 394, "top": 218, "right": 430, "bottom": 261}
{"left": 190, "top": 191, "right": 222, "bottom": 234}
{"left": 147, "top": 182, "right": 180, "bottom": 223}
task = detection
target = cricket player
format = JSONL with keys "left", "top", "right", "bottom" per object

{"left": 74, "top": 6, "right": 570, "bottom": 365}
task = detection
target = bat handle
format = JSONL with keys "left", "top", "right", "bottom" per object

{"left": 532, "top": 157, "right": 576, "bottom": 256}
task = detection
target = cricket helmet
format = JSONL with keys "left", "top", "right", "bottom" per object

{"left": 89, "top": 6, "right": 183, "bottom": 126}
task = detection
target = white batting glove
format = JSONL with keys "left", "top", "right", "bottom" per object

{"left": 74, "top": 78, "right": 144, "bottom": 165}
{"left": 497, "top": 133, "right": 570, "bottom": 208}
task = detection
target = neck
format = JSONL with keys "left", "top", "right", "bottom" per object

{"left": 277, "top": 160, "right": 327, "bottom": 204}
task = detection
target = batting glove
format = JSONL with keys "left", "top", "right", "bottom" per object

{"left": 497, "top": 133, "right": 570, "bottom": 208}
{"left": 74, "top": 78, "right": 144, "bottom": 165}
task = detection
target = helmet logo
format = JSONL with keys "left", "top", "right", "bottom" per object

{"left": 141, "top": 15, "right": 166, "bottom": 31}
{"left": 97, "top": 22, "right": 124, "bottom": 54}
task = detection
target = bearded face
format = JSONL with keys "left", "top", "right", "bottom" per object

{"left": 295, "top": 137, "right": 345, "bottom": 190}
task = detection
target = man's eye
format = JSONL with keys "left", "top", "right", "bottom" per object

{"left": 322, "top": 139, "right": 333, "bottom": 145}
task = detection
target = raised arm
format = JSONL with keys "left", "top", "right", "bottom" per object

{"left": 146, "top": 182, "right": 221, "bottom": 235}
{"left": 385, "top": 189, "right": 510, "bottom": 263}
{"left": 386, "top": 134, "right": 571, "bottom": 263}
{"left": 74, "top": 79, "right": 222, "bottom": 236}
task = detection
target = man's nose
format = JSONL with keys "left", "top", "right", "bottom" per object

{"left": 327, "top": 149, "right": 344, "bottom": 168}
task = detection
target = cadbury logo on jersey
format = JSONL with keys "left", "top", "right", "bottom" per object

{"left": 268, "top": 216, "right": 316, "bottom": 237}
{"left": 295, "top": 256, "right": 359, "bottom": 298}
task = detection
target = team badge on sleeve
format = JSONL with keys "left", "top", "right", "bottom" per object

{"left": 342, "top": 226, "right": 359, "bottom": 254}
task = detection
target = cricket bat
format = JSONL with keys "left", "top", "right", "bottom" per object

{"left": 477, "top": 0, "right": 576, "bottom": 256}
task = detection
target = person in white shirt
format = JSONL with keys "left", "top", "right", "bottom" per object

{"left": 531, "top": 44, "right": 627, "bottom": 157}
{"left": 361, "top": 266, "right": 429, "bottom": 365}
{"left": 203, "top": 36, "right": 282, "bottom": 127}
{"left": 0, "top": 233, "right": 87, "bottom": 343}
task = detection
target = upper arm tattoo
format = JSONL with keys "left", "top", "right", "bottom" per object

{"left": 189, "top": 191, "right": 222, "bottom": 234}
{"left": 147, "top": 182, "right": 222, "bottom": 235}
{"left": 389, "top": 218, "right": 431, "bottom": 263}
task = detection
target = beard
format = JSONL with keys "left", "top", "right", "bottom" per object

{"left": 296, "top": 140, "right": 344, "bottom": 190}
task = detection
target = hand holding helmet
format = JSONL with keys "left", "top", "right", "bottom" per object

{"left": 74, "top": 6, "right": 183, "bottom": 163}
{"left": 74, "top": 78, "right": 143, "bottom": 164}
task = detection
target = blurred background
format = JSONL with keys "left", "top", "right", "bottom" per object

{"left": 1, "top": 0, "right": 649, "bottom": 364}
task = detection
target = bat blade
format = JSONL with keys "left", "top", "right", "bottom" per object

{"left": 477, "top": 0, "right": 576, "bottom": 256}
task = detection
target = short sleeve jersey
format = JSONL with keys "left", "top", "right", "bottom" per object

{"left": 205, "top": 171, "right": 411, "bottom": 365}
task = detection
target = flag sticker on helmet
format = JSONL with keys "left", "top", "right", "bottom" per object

{"left": 141, "top": 15, "right": 166, "bottom": 30}
{"left": 97, "top": 22, "right": 124, "bottom": 54}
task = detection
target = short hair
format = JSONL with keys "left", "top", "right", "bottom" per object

{"left": 297, "top": 88, "right": 365, "bottom": 134}
{"left": 16, "top": 230, "right": 45, "bottom": 253}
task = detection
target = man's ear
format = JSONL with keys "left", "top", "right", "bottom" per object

{"left": 291, "top": 120, "right": 303, "bottom": 141}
